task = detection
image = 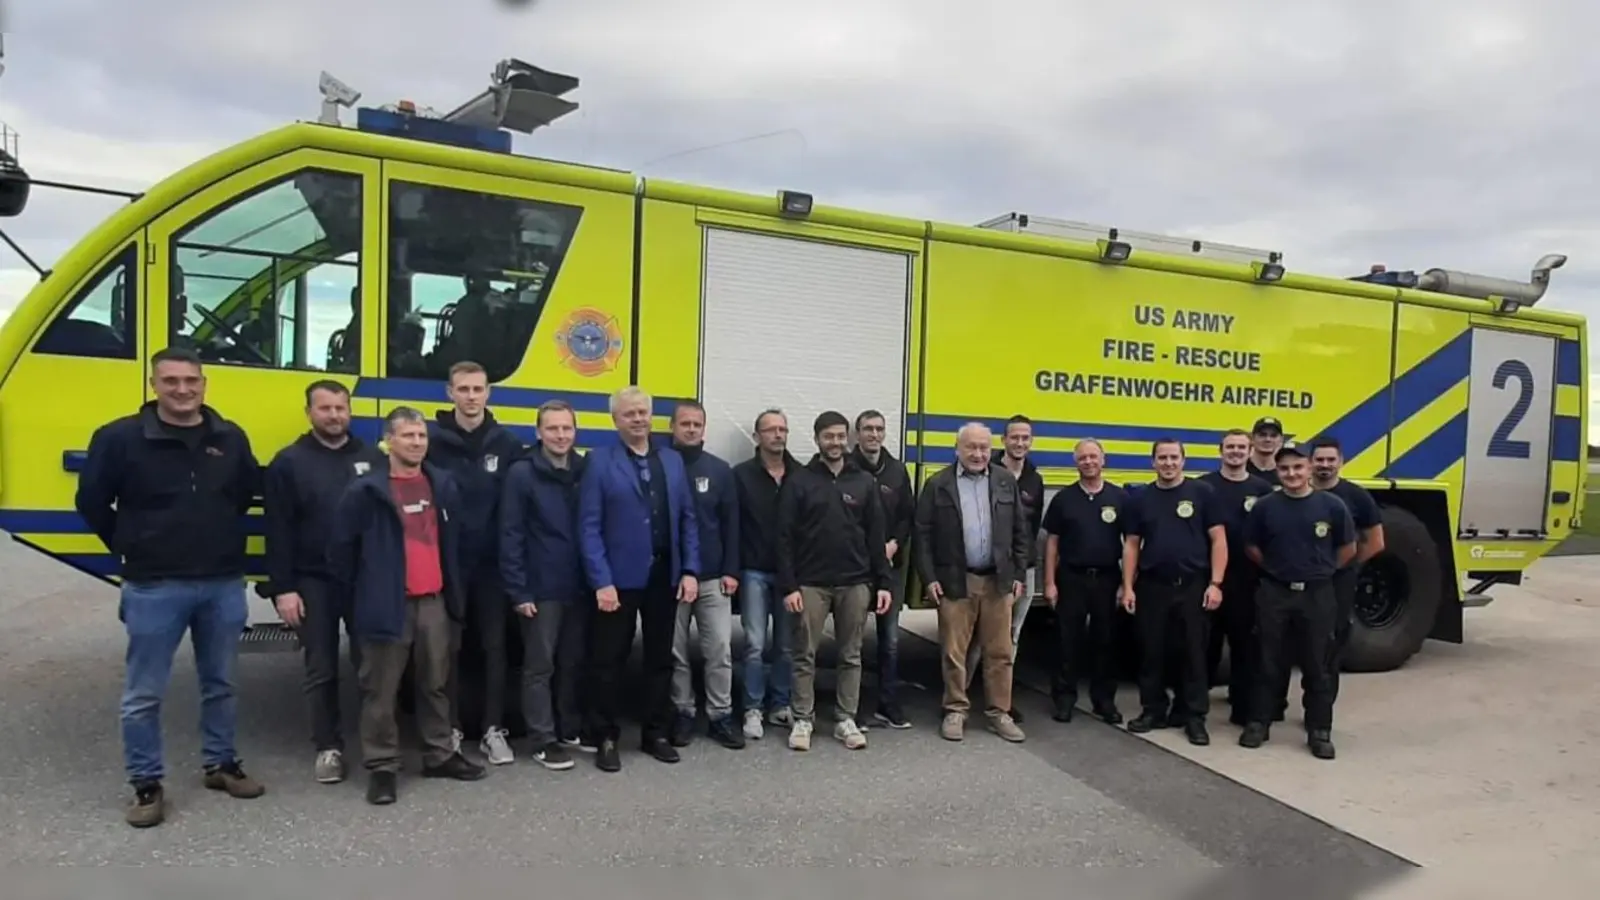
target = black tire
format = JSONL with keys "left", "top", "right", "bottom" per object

{"left": 1343, "top": 503, "right": 1443, "bottom": 673}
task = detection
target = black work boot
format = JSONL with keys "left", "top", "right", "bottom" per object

{"left": 422, "top": 752, "right": 487, "bottom": 781}
{"left": 1239, "top": 722, "right": 1271, "bottom": 749}
{"left": 1184, "top": 719, "right": 1210, "bottom": 746}
{"left": 366, "top": 770, "right": 398, "bottom": 805}
{"left": 670, "top": 712, "right": 695, "bottom": 748}
{"left": 1307, "top": 729, "right": 1336, "bottom": 760}
{"left": 1126, "top": 712, "right": 1164, "bottom": 733}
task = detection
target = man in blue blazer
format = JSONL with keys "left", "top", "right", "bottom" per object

{"left": 578, "top": 385, "right": 701, "bottom": 773}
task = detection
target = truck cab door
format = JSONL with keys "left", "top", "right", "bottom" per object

{"left": 141, "top": 151, "right": 384, "bottom": 525}
{"left": 0, "top": 236, "right": 146, "bottom": 575}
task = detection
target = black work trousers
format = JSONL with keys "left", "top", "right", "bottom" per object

{"left": 298, "top": 576, "right": 361, "bottom": 752}
{"left": 1253, "top": 576, "right": 1338, "bottom": 730}
{"left": 586, "top": 563, "right": 677, "bottom": 744}
{"left": 1270, "top": 565, "right": 1357, "bottom": 717}
{"left": 1207, "top": 560, "right": 1260, "bottom": 714}
{"left": 1050, "top": 565, "right": 1120, "bottom": 711}
{"left": 1135, "top": 573, "right": 1210, "bottom": 721}
{"left": 448, "top": 571, "right": 512, "bottom": 735}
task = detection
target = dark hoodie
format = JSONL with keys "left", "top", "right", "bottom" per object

{"left": 732, "top": 449, "right": 804, "bottom": 574}
{"left": 498, "top": 443, "right": 589, "bottom": 607}
{"left": 851, "top": 445, "right": 915, "bottom": 567}
{"left": 993, "top": 449, "right": 1045, "bottom": 565}
{"left": 260, "top": 431, "right": 387, "bottom": 597}
{"left": 676, "top": 443, "right": 740, "bottom": 582}
{"left": 775, "top": 454, "right": 891, "bottom": 597}
{"left": 426, "top": 408, "right": 523, "bottom": 575}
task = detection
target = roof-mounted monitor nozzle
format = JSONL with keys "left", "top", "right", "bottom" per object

{"left": 318, "top": 71, "right": 363, "bottom": 126}
{"left": 1415, "top": 253, "right": 1568, "bottom": 308}
{"left": 439, "top": 57, "right": 581, "bottom": 135}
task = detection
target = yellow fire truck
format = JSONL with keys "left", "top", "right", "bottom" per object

{"left": 0, "top": 59, "right": 1586, "bottom": 674}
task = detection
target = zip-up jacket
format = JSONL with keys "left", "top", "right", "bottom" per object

{"left": 993, "top": 449, "right": 1046, "bottom": 565}
{"left": 328, "top": 459, "right": 465, "bottom": 642}
{"left": 776, "top": 454, "right": 891, "bottom": 597}
{"left": 732, "top": 450, "right": 803, "bottom": 574}
{"left": 851, "top": 445, "right": 915, "bottom": 567}
{"left": 260, "top": 431, "right": 386, "bottom": 598}
{"left": 499, "top": 444, "right": 589, "bottom": 607}
{"left": 678, "top": 444, "right": 740, "bottom": 581}
{"left": 426, "top": 408, "right": 522, "bottom": 576}
{"left": 75, "top": 401, "right": 260, "bottom": 583}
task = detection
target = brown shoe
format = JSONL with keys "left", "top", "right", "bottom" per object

{"left": 987, "top": 712, "right": 1026, "bottom": 743}
{"left": 203, "top": 761, "right": 266, "bottom": 798}
{"left": 125, "top": 781, "right": 165, "bottom": 828}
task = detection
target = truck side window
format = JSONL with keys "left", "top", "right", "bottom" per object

{"left": 385, "top": 180, "right": 582, "bottom": 382}
{"left": 33, "top": 243, "right": 138, "bottom": 360}
{"left": 169, "top": 169, "right": 364, "bottom": 374}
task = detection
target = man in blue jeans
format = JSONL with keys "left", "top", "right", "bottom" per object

{"left": 75, "top": 346, "right": 267, "bottom": 828}
{"left": 731, "top": 409, "right": 804, "bottom": 740}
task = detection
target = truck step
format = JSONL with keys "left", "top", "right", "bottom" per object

{"left": 238, "top": 621, "right": 301, "bottom": 654}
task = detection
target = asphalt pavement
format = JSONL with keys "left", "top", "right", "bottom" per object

{"left": 0, "top": 538, "right": 1413, "bottom": 870}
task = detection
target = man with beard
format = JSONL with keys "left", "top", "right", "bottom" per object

{"left": 667, "top": 401, "right": 745, "bottom": 750}
{"left": 732, "top": 409, "right": 804, "bottom": 741}
{"left": 1040, "top": 438, "right": 1126, "bottom": 725}
{"left": 1121, "top": 439, "right": 1227, "bottom": 746}
{"left": 262, "top": 380, "right": 386, "bottom": 784}
{"left": 1198, "top": 428, "right": 1274, "bottom": 726}
{"left": 780, "top": 411, "right": 893, "bottom": 752}
{"left": 499, "top": 399, "right": 590, "bottom": 772}
{"left": 850, "top": 409, "right": 914, "bottom": 730}
{"left": 427, "top": 361, "right": 523, "bottom": 766}
{"left": 579, "top": 386, "right": 700, "bottom": 772}
{"left": 969, "top": 414, "right": 1044, "bottom": 723}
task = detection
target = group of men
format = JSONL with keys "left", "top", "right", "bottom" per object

{"left": 1037, "top": 416, "right": 1385, "bottom": 760}
{"left": 74, "top": 346, "right": 1383, "bottom": 830}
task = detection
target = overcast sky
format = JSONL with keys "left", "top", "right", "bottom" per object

{"left": 3, "top": 0, "right": 1598, "bottom": 433}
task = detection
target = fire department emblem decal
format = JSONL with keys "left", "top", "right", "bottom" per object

{"left": 484, "top": 454, "right": 499, "bottom": 473}
{"left": 1243, "top": 495, "right": 1256, "bottom": 512}
{"left": 1100, "top": 506, "right": 1117, "bottom": 524}
{"left": 555, "top": 307, "right": 624, "bottom": 377}
{"left": 1176, "top": 500, "right": 1195, "bottom": 519}
{"left": 695, "top": 476, "right": 709, "bottom": 493}
{"left": 1314, "top": 520, "right": 1330, "bottom": 538}
{"left": 353, "top": 461, "right": 370, "bottom": 475}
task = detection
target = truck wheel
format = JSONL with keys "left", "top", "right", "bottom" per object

{"left": 1343, "top": 503, "right": 1442, "bottom": 673}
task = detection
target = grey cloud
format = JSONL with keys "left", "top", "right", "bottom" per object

{"left": 5, "top": 0, "right": 1599, "bottom": 324}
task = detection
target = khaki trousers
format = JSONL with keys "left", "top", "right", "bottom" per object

{"left": 358, "top": 594, "right": 455, "bottom": 772}
{"left": 790, "top": 584, "right": 871, "bottom": 723}
{"left": 937, "top": 573, "right": 1015, "bottom": 716}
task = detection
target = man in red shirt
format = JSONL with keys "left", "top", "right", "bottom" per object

{"left": 330, "top": 406, "right": 486, "bottom": 805}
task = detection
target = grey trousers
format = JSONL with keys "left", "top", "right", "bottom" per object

{"left": 672, "top": 581, "right": 735, "bottom": 719}
{"left": 791, "top": 584, "right": 871, "bottom": 723}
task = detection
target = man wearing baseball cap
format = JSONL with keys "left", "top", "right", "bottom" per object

{"left": 1246, "top": 418, "right": 1285, "bottom": 486}
{"left": 1238, "top": 441, "right": 1356, "bottom": 760}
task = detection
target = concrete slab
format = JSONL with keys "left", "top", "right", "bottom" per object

{"left": 911, "top": 554, "right": 1600, "bottom": 878}
{"left": 0, "top": 536, "right": 1402, "bottom": 871}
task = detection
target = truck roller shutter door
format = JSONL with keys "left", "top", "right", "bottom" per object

{"left": 699, "top": 227, "right": 912, "bottom": 464}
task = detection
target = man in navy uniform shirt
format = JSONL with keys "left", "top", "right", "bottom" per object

{"left": 1240, "top": 442, "right": 1356, "bottom": 760}
{"left": 1120, "top": 439, "right": 1228, "bottom": 746}
{"left": 1198, "top": 428, "right": 1274, "bottom": 726}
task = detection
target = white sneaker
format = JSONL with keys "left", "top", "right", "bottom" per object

{"left": 743, "top": 709, "right": 765, "bottom": 740}
{"left": 314, "top": 749, "right": 345, "bottom": 784}
{"left": 834, "top": 718, "right": 867, "bottom": 750}
{"left": 788, "top": 719, "right": 813, "bottom": 751}
{"left": 450, "top": 728, "right": 464, "bottom": 755}
{"left": 767, "top": 706, "right": 794, "bottom": 727}
{"left": 481, "top": 727, "right": 515, "bottom": 765}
